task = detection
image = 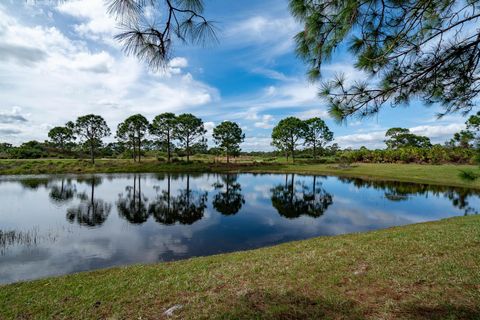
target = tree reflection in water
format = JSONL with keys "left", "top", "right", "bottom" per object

{"left": 149, "top": 174, "right": 207, "bottom": 225}
{"left": 271, "top": 174, "right": 333, "bottom": 219}
{"left": 19, "top": 178, "right": 50, "bottom": 190}
{"left": 212, "top": 174, "right": 245, "bottom": 215}
{"left": 117, "top": 175, "right": 149, "bottom": 224}
{"left": 337, "top": 177, "right": 480, "bottom": 215}
{"left": 66, "top": 176, "right": 111, "bottom": 227}
{"left": 49, "top": 179, "right": 76, "bottom": 203}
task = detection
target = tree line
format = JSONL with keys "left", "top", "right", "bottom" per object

{"left": 1, "top": 112, "right": 479, "bottom": 164}
{"left": 5, "top": 113, "right": 244, "bottom": 164}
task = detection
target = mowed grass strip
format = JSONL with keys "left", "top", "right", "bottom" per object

{"left": 2, "top": 159, "right": 480, "bottom": 189}
{"left": 1, "top": 215, "right": 479, "bottom": 319}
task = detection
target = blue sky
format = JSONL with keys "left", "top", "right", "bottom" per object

{"left": 0, "top": 0, "right": 468, "bottom": 150}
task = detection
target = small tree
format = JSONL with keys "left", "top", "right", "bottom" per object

{"left": 116, "top": 114, "right": 149, "bottom": 162}
{"left": 303, "top": 117, "right": 333, "bottom": 159}
{"left": 48, "top": 124, "right": 75, "bottom": 153}
{"left": 271, "top": 117, "right": 307, "bottom": 162}
{"left": 173, "top": 114, "right": 206, "bottom": 162}
{"left": 448, "top": 130, "right": 475, "bottom": 149}
{"left": 385, "top": 128, "right": 431, "bottom": 149}
{"left": 213, "top": 121, "right": 245, "bottom": 163}
{"left": 149, "top": 113, "right": 177, "bottom": 163}
{"left": 73, "top": 114, "right": 111, "bottom": 164}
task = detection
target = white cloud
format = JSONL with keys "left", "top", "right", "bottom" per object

{"left": 410, "top": 123, "right": 464, "bottom": 138}
{"left": 336, "top": 131, "right": 386, "bottom": 149}
{"left": 56, "top": 0, "right": 117, "bottom": 44}
{"left": 245, "top": 111, "right": 275, "bottom": 129}
{"left": 225, "top": 15, "right": 300, "bottom": 60}
{"left": 0, "top": 5, "right": 218, "bottom": 145}
{"left": 251, "top": 68, "right": 290, "bottom": 81}
{"left": 335, "top": 123, "right": 465, "bottom": 149}
{"left": 242, "top": 137, "right": 273, "bottom": 151}
{"left": 0, "top": 107, "right": 28, "bottom": 124}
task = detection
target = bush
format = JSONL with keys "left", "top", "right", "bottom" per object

{"left": 338, "top": 146, "right": 475, "bottom": 165}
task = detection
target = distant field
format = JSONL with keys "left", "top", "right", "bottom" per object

{"left": 1, "top": 158, "right": 480, "bottom": 189}
{"left": 1, "top": 215, "right": 479, "bottom": 319}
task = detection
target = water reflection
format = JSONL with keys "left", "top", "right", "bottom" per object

{"left": 19, "top": 178, "right": 50, "bottom": 190}
{"left": 149, "top": 173, "right": 176, "bottom": 225}
{"left": 49, "top": 179, "right": 76, "bottom": 203}
{"left": 117, "top": 175, "right": 149, "bottom": 224}
{"left": 148, "top": 173, "right": 208, "bottom": 225}
{"left": 337, "top": 177, "right": 479, "bottom": 215}
{"left": 66, "top": 176, "right": 111, "bottom": 227}
{"left": 271, "top": 174, "right": 333, "bottom": 219}
{"left": 212, "top": 174, "right": 245, "bottom": 215}
{"left": 2, "top": 173, "right": 480, "bottom": 284}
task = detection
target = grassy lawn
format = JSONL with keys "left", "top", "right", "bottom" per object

{"left": 1, "top": 215, "right": 479, "bottom": 319}
{"left": 2, "top": 158, "right": 480, "bottom": 189}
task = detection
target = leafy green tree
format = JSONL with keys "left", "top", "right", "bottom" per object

{"left": 303, "top": 118, "right": 333, "bottom": 159}
{"left": 173, "top": 114, "right": 206, "bottom": 162}
{"left": 48, "top": 125, "right": 75, "bottom": 152}
{"left": 448, "top": 130, "right": 475, "bottom": 149}
{"left": 271, "top": 117, "right": 307, "bottom": 162}
{"left": 149, "top": 113, "right": 177, "bottom": 162}
{"left": 290, "top": 0, "right": 480, "bottom": 120}
{"left": 213, "top": 121, "right": 245, "bottom": 163}
{"left": 466, "top": 112, "right": 480, "bottom": 146}
{"left": 116, "top": 114, "right": 149, "bottom": 162}
{"left": 385, "top": 128, "right": 431, "bottom": 149}
{"left": 73, "top": 114, "right": 111, "bottom": 164}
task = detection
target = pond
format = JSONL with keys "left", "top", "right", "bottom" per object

{"left": 1, "top": 173, "right": 479, "bottom": 284}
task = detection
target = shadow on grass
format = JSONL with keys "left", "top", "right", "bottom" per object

{"left": 399, "top": 304, "right": 480, "bottom": 320}
{"left": 217, "top": 291, "right": 363, "bottom": 320}
{"left": 213, "top": 290, "right": 480, "bottom": 320}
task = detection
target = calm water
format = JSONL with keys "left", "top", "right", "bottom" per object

{"left": 1, "top": 173, "right": 479, "bottom": 284}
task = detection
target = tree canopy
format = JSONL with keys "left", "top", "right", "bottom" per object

{"left": 290, "top": 0, "right": 480, "bottom": 121}
{"left": 385, "top": 128, "right": 432, "bottom": 149}
{"left": 271, "top": 117, "right": 308, "bottom": 161}
{"left": 149, "top": 113, "right": 177, "bottom": 162}
{"left": 173, "top": 113, "right": 206, "bottom": 161}
{"left": 303, "top": 117, "right": 333, "bottom": 159}
{"left": 73, "top": 114, "right": 111, "bottom": 164}
{"left": 213, "top": 121, "right": 245, "bottom": 163}
{"left": 116, "top": 114, "right": 149, "bottom": 162}
{"left": 48, "top": 124, "right": 75, "bottom": 152}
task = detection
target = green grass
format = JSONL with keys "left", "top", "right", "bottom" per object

{"left": 1, "top": 215, "right": 479, "bottom": 319}
{"left": 2, "top": 158, "right": 480, "bottom": 189}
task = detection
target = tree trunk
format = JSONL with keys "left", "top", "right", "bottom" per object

{"left": 90, "top": 179, "right": 94, "bottom": 206}
{"left": 167, "top": 174, "right": 171, "bottom": 212}
{"left": 132, "top": 140, "right": 136, "bottom": 162}
{"left": 138, "top": 137, "right": 141, "bottom": 163}
{"left": 186, "top": 138, "right": 190, "bottom": 162}
{"left": 292, "top": 147, "right": 295, "bottom": 163}
{"left": 226, "top": 150, "right": 229, "bottom": 164}
{"left": 167, "top": 133, "right": 171, "bottom": 163}
{"left": 313, "top": 141, "right": 317, "bottom": 160}
{"left": 90, "top": 142, "right": 95, "bottom": 164}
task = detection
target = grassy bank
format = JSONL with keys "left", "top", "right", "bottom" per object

{"left": 1, "top": 215, "right": 479, "bottom": 319}
{"left": 2, "top": 158, "right": 480, "bottom": 189}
